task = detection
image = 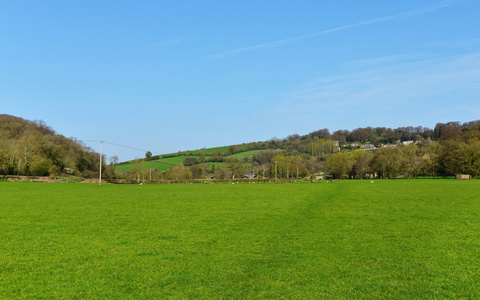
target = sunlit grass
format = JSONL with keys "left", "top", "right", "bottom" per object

{"left": 1, "top": 180, "right": 479, "bottom": 298}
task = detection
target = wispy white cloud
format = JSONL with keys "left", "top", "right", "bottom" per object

{"left": 270, "top": 52, "right": 480, "bottom": 126}
{"left": 342, "top": 53, "right": 429, "bottom": 69}
{"left": 204, "top": 0, "right": 467, "bottom": 60}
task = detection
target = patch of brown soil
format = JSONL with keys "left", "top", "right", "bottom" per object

{"left": 30, "top": 177, "right": 56, "bottom": 183}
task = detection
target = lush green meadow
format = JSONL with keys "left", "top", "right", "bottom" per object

{"left": 1, "top": 180, "right": 479, "bottom": 298}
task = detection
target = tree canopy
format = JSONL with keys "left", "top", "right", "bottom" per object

{"left": 0, "top": 115, "right": 100, "bottom": 177}
{"left": 3, "top": 114, "right": 480, "bottom": 181}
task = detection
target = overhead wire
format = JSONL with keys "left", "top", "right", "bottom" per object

{"left": 80, "top": 140, "right": 157, "bottom": 155}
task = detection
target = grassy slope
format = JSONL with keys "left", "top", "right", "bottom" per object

{"left": 228, "top": 149, "right": 265, "bottom": 159}
{"left": 117, "top": 149, "right": 265, "bottom": 172}
{"left": 1, "top": 180, "right": 479, "bottom": 298}
{"left": 157, "top": 156, "right": 202, "bottom": 165}
{"left": 182, "top": 145, "right": 232, "bottom": 155}
{"left": 115, "top": 161, "right": 173, "bottom": 172}
{"left": 161, "top": 145, "right": 234, "bottom": 156}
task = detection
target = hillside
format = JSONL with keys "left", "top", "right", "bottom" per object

{"left": 3, "top": 115, "right": 480, "bottom": 181}
{"left": 116, "top": 120, "right": 480, "bottom": 181}
{"left": 0, "top": 114, "right": 100, "bottom": 178}
{"left": 115, "top": 148, "right": 271, "bottom": 178}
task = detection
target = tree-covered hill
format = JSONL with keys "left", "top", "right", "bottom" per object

{"left": 118, "top": 120, "right": 480, "bottom": 181}
{"left": 3, "top": 114, "right": 480, "bottom": 181}
{"left": 0, "top": 114, "right": 100, "bottom": 177}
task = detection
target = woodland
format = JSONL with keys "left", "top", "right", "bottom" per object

{"left": 1, "top": 114, "right": 480, "bottom": 180}
{"left": 0, "top": 115, "right": 100, "bottom": 178}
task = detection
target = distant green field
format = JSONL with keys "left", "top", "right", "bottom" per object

{"left": 118, "top": 149, "right": 274, "bottom": 172}
{"left": 118, "top": 149, "right": 263, "bottom": 172}
{"left": 157, "top": 156, "right": 198, "bottom": 165}
{"left": 116, "top": 156, "right": 209, "bottom": 172}
{"left": 182, "top": 145, "right": 232, "bottom": 155}
{"left": 167, "top": 145, "right": 236, "bottom": 156}
{"left": 117, "top": 146, "right": 235, "bottom": 170}
{"left": 228, "top": 149, "right": 264, "bottom": 159}
{"left": 1, "top": 180, "right": 479, "bottom": 298}
{"left": 115, "top": 160, "right": 172, "bottom": 172}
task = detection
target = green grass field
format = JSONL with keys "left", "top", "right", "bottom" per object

{"left": 182, "top": 145, "right": 233, "bottom": 155}
{"left": 118, "top": 146, "right": 258, "bottom": 172}
{"left": 1, "top": 180, "right": 479, "bottom": 298}
{"left": 157, "top": 156, "right": 202, "bottom": 165}
{"left": 162, "top": 145, "right": 234, "bottom": 156}
{"left": 228, "top": 149, "right": 266, "bottom": 160}
{"left": 115, "top": 160, "right": 173, "bottom": 172}
{"left": 117, "top": 156, "right": 215, "bottom": 173}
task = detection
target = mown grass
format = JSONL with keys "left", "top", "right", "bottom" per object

{"left": 1, "top": 180, "right": 479, "bottom": 298}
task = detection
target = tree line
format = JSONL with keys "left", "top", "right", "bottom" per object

{"left": 117, "top": 120, "right": 480, "bottom": 181}
{"left": 0, "top": 115, "right": 101, "bottom": 178}
{"left": 2, "top": 114, "right": 480, "bottom": 181}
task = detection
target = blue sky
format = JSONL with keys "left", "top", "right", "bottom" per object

{"left": 1, "top": 0, "right": 479, "bottom": 161}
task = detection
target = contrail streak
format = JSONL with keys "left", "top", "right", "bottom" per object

{"left": 203, "top": 0, "right": 467, "bottom": 60}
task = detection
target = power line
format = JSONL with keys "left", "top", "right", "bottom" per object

{"left": 80, "top": 140, "right": 156, "bottom": 154}
{"left": 104, "top": 141, "right": 152, "bottom": 153}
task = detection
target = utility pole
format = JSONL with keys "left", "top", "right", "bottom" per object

{"left": 274, "top": 161, "right": 278, "bottom": 183}
{"left": 99, "top": 141, "right": 103, "bottom": 186}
